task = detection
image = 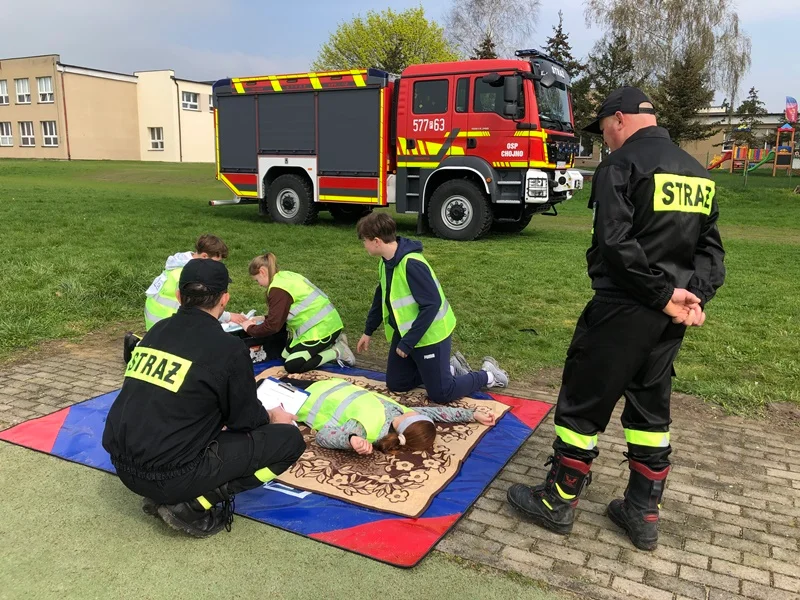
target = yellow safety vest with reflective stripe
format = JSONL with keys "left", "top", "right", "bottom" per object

{"left": 298, "top": 379, "right": 410, "bottom": 442}
{"left": 379, "top": 254, "right": 456, "bottom": 347}
{"left": 144, "top": 268, "right": 182, "bottom": 331}
{"left": 268, "top": 271, "right": 343, "bottom": 345}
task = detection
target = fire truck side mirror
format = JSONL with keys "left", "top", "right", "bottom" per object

{"left": 503, "top": 76, "right": 520, "bottom": 117}
{"left": 482, "top": 73, "right": 502, "bottom": 86}
{"left": 503, "top": 76, "right": 519, "bottom": 104}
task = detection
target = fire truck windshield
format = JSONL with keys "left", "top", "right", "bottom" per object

{"left": 534, "top": 80, "right": 573, "bottom": 132}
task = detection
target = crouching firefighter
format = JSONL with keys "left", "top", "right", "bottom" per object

{"left": 103, "top": 259, "right": 306, "bottom": 538}
{"left": 506, "top": 87, "right": 725, "bottom": 551}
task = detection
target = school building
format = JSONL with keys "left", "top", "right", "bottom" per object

{"left": 574, "top": 104, "right": 791, "bottom": 169}
{"left": 0, "top": 54, "right": 215, "bottom": 163}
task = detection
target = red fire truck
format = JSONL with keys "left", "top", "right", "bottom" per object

{"left": 211, "top": 49, "right": 583, "bottom": 241}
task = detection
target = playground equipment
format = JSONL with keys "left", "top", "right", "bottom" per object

{"left": 773, "top": 123, "right": 796, "bottom": 176}
{"left": 707, "top": 150, "right": 732, "bottom": 170}
{"left": 746, "top": 150, "right": 774, "bottom": 172}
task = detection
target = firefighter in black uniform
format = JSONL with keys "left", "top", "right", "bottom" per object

{"left": 103, "top": 259, "right": 306, "bottom": 538}
{"left": 507, "top": 87, "right": 726, "bottom": 551}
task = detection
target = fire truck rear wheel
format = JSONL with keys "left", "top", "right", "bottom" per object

{"left": 428, "top": 179, "right": 492, "bottom": 241}
{"left": 266, "top": 174, "right": 318, "bottom": 225}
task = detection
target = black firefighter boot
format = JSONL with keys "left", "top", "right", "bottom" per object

{"left": 607, "top": 460, "right": 670, "bottom": 551}
{"left": 507, "top": 454, "right": 592, "bottom": 535}
{"left": 157, "top": 485, "right": 235, "bottom": 539}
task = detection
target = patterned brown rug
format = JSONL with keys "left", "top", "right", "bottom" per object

{"left": 256, "top": 366, "right": 512, "bottom": 518}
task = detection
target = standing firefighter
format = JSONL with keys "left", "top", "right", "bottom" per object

{"left": 507, "top": 87, "right": 726, "bottom": 551}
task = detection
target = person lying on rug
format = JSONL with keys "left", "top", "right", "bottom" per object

{"left": 240, "top": 252, "right": 356, "bottom": 373}
{"left": 272, "top": 376, "right": 497, "bottom": 455}
{"left": 104, "top": 259, "right": 305, "bottom": 540}
{"left": 355, "top": 212, "right": 509, "bottom": 404}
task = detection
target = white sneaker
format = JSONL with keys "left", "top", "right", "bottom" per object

{"left": 333, "top": 333, "right": 356, "bottom": 367}
{"left": 450, "top": 351, "right": 472, "bottom": 376}
{"left": 481, "top": 356, "right": 508, "bottom": 388}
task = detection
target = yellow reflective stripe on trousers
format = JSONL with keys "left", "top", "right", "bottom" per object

{"left": 196, "top": 495, "right": 213, "bottom": 510}
{"left": 554, "top": 425, "right": 598, "bottom": 450}
{"left": 624, "top": 429, "right": 671, "bottom": 447}
{"left": 555, "top": 483, "right": 576, "bottom": 500}
{"left": 254, "top": 466, "right": 277, "bottom": 483}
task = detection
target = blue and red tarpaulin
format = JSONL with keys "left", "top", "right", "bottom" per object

{"left": 0, "top": 362, "right": 551, "bottom": 567}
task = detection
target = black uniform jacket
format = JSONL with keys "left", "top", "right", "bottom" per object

{"left": 587, "top": 126, "right": 726, "bottom": 310}
{"left": 103, "top": 307, "right": 269, "bottom": 480}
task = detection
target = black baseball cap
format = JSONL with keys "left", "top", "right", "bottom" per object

{"left": 583, "top": 87, "right": 656, "bottom": 134}
{"left": 179, "top": 259, "right": 231, "bottom": 294}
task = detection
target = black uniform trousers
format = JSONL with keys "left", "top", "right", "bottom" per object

{"left": 553, "top": 297, "right": 686, "bottom": 470}
{"left": 117, "top": 423, "right": 306, "bottom": 505}
{"left": 282, "top": 328, "right": 343, "bottom": 374}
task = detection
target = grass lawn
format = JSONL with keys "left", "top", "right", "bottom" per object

{"left": 0, "top": 443, "right": 567, "bottom": 600}
{"left": 1, "top": 159, "right": 798, "bottom": 415}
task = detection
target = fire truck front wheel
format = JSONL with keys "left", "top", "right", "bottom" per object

{"left": 266, "top": 174, "right": 318, "bottom": 225}
{"left": 428, "top": 179, "right": 492, "bottom": 241}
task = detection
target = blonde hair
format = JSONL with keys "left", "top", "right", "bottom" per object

{"left": 248, "top": 252, "right": 279, "bottom": 282}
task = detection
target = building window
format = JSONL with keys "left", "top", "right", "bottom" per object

{"left": 37, "top": 77, "right": 54, "bottom": 103}
{"left": 15, "top": 79, "right": 31, "bottom": 104}
{"left": 19, "top": 121, "right": 35, "bottom": 146}
{"left": 576, "top": 135, "right": 593, "bottom": 159}
{"left": 413, "top": 80, "right": 448, "bottom": 115}
{"left": 0, "top": 81, "right": 8, "bottom": 106}
{"left": 149, "top": 127, "right": 164, "bottom": 150}
{"left": 0, "top": 122, "right": 12, "bottom": 146}
{"left": 42, "top": 121, "right": 58, "bottom": 147}
{"left": 181, "top": 91, "right": 198, "bottom": 110}
{"left": 209, "top": 95, "right": 214, "bottom": 112}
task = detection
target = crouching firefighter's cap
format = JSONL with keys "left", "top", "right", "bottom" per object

{"left": 179, "top": 259, "right": 232, "bottom": 294}
{"left": 583, "top": 87, "right": 655, "bottom": 134}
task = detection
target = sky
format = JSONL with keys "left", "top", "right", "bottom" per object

{"left": 1, "top": 0, "right": 797, "bottom": 113}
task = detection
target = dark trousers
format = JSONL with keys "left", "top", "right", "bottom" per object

{"left": 117, "top": 423, "right": 306, "bottom": 505}
{"left": 386, "top": 334, "right": 488, "bottom": 404}
{"left": 283, "top": 328, "right": 342, "bottom": 373}
{"left": 233, "top": 325, "right": 288, "bottom": 361}
{"left": 553, "top": 297, "right": 686, "bottom": 470}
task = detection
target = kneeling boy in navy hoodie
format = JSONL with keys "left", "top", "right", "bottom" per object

{"left": 355, "top": 212, "right": 508, "bottom": 404}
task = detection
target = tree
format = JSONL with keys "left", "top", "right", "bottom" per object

{"left": 445, "top": 0, "right": 541, "bottom": 59}
{"left": 311, "top": 7, "right": 459, "bottom": 74}
{"left": 584, "top": 0, "right": 751, "bottom": 96}
{"left": 542, "top": 10, "right": 585, "bottom": 77}
{"left": 733, "top": 86, "right": 769, "bottom": 146}
{"left": 573, "top": 32, "right": 645, "bottom": 154}
{"left": 470, "top": 32, "right": 498, "bottom": 59}
{"left": 652, "top": 47, "right": 720, "bottom": 144}
{"left": 585, "top": 32, "right": 646, "bottom": 106}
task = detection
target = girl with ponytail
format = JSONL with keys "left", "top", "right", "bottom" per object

{"left": 243, "top": 253, "right": 354, "bottom": 373}
{"left": 276, "top": 377, "right": 497, "bottom": 455}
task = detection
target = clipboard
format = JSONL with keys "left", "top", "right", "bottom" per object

{"left": 256, "top": 377, "right": 310, "bottom": 416}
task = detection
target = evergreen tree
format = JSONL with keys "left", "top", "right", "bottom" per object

{"left": 542, "top": 10, "right": 584, "bottom": 77}
{"left": 733, "top": 87, "right": 768, "bottom": 146}
{"left": 470, "top": 32, "right": 498, "bottom": 59}
{"left": 652, "top": 47, "right": 720, "bottom": 144}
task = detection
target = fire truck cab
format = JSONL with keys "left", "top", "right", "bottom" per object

{"left": 212, "top": 49, "right": 583, "bottom": 241}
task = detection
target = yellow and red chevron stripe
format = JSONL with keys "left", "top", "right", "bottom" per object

{"left": 231, "top": 69, "right": 368, "bottom": 94}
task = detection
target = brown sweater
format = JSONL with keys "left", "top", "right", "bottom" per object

{"left": 245, "top": 288, "right": 292, "bottom": 337}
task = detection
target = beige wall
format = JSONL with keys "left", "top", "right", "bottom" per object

{"left": 176, "top": 79, "right": 215, "bottom": 163}
{"left": 0, "top": 55, "right": 67, "bottom": 159}
{"left": 135, "top": 71, "right": 180, "bottom": 162}
{"left": 62, "top": 71, "right": 139, "bottom": 160}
